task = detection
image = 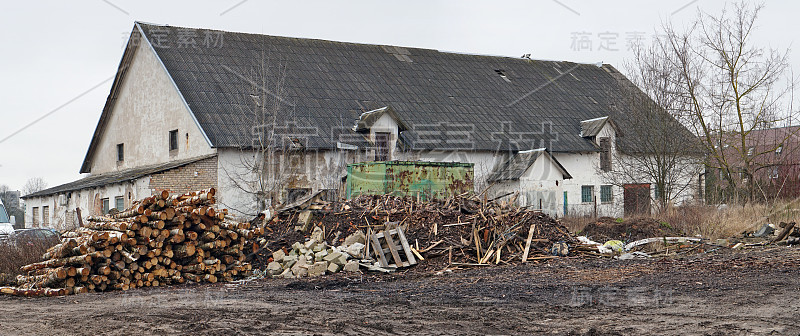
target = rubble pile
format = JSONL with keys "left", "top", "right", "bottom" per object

{"left": 0, "top": 189, "right": 258, "bottom": 297}
{"left": 261, "top": 227, "right": 363, "bottom": 278}
{"left": 260, "top": 193, "right": 580, "bottom": 271}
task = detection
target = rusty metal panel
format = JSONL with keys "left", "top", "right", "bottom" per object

{"left": 346, "top": 161, "right": 474, "bottom": 199}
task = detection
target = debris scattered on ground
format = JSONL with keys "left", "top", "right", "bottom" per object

{"left": 257, "top": 194, "right": 580, "bottom": 273}
{"left": 0, "top": 189, "right": 258, "bottom": 297}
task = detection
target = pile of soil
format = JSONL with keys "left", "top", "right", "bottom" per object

{"left": 581, "top": 217, "right": 685, "bottom": 242}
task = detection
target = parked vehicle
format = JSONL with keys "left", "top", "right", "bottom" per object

{"left": 0, "top": 199, "right": 15, "bottom": 238}
{"left": 8, "top": 229, "right": 61, "bottom": 249}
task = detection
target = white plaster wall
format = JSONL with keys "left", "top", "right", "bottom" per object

{"left": 217, "top": 148, "right": 354, "bottom": 218}
{"left": 23, "top": 177, "right": 153, "bottom": 232}
{"left": 88, "top": 40, "right": 214, "bottom": 174}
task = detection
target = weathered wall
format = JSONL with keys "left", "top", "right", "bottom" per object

{"left": 149, "top": 156, "right": 218, "bottom": 195}
{"left": 24, "top": 178, "right": 151, "bottom": 231}
{"left": 216, "top": 148, "right": 353, "bottom": 218}
{"left": 88, "top": 40, "right": 214, "bottom": 174}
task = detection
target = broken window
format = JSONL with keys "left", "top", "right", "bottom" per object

{"left": 102, "top": 198, "right": 110, "bottom": 215}
{"left": 599, "top": 137, "right": 611, "bottom": 171}
{"left": 169, "top": 129, "right": 179, "bottom": 152}
{"left": 117, "top": 143, "right": 124, "bottom": 162}
{"left": 600, "top": 185, "right": 613, "bottom": 203}
{"left": 771, "top": 167, "right": 779, "bottom": 179}
{"left": 375, "top": 132, "right": 390, "bottom": 161}
{"left": 776, "top": 144, "right": 783, "bottom": 155}
{"left": 581, "top": 186, "right": 594, "bottom": 203}
{"left": 42, "top": 206, "right": 49, "bottom": 226}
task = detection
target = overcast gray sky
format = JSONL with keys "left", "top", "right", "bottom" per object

{"left": 0, "top": 0, "right": 797, "bottom": 192}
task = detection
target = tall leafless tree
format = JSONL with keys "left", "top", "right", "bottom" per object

{"left": 654, "top": 1, "right": 797, "bottom": 202}
{"left": 598, "top": 40, "right": 704, "bottom": 212}
{"left": 22, "top": 177, "right": 47, "bottom": 197}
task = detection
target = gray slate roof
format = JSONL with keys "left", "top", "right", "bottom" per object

{"left": 487, "top": 149, "right": 572, "bottom": 182}
{"left": 133, "top": 22, "right": 676, "bottom": 152}
{"left": 81, "top": 22, "right": 696, "bottom": 173}
{"left": 25, "top": 155, "right": 215, "bottom": 199}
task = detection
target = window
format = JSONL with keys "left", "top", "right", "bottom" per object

{"left": 581, "top": 185, "right": 594, "bottom": 203}
{"left": 115, "top": 196, "right": 125, "bottom": 211}
{"left": 102, "top": 198, "right": 110, "bottom": 215}
{"left": 747, "top": 147, "right": 754, "bottom": 156}
{"left": 771, "top": 167, "right": 779, "bottom": 179}
{"left": 42, "top": 206, "right": 49, "bottom": 226}
{"left": 32, "top": 207, "right": 39, "bottom": 227}
{"left": 600, "top": 185, "right": 613, "bottom": 203}
{"left": 169, "top": 129, "right": 179, "bottom": 152}
{"left": 375, "top": 132, "right": 390, "bottom": 161}
{"left": 654, "top": 184, "right": 662, "bottom": 200}
{"left": 599, "top": 137, "right": 611, "bottom": 172}
{"left": 117, "top": 143, "right": 124, "bottom": 162}
{"left": 776, "top": 144, "right": 783, "bottom": 155}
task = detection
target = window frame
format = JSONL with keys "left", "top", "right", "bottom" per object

{"left": 600, "top": 185, "right": 613, "bottom": 204}
{"left": 42, "top": 206, "right": 49, "bottom": 226}
{"left": 169, "top": 129, "right": 179, "bottom": 152}
{"left": 32, "top": 207, "right": 39, "bottom": 227}
{"left": 581, "top": 185, "right": 594, "bottom": 203}
{"left": 116, "top": 143, "right": 125, "bottom": 162}
{"left": 599, "top": 137, "right": 611, "bottom": 172}
{"left": 115, "top": 196, "right": 125, "bottom": 211}
{"left": 374, "top": 132, "right": 391, "bottom": 161}
{"left": 102, "top": 198, "right": 110, "bottom": 215}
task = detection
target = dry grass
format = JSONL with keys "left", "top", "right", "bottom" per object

{"left": 658, "top": 199, "right": 800, "bottom": 240}
{"left": 561, "top": 199, "right": 800, "bottom": 241}
{"left": 0, "top": 241, "right": 51, "bottom": 285}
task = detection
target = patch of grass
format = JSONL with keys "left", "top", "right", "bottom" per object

{"left": 615, "top": 218, "right": 624, "bottom": 223}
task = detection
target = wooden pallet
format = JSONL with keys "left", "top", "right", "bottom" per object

{"left": 368, "top": 226, "right": 417, "bottom": 268}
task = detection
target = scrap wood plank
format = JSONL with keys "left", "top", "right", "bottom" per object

{"left": 369, "top": 231, "right": 389, "bottom": 267}
{"left": 521, "top": 224, "right": 536, "bottom": 263}
{"left": 382, "top": 231, "right": 406, "bottom": 267}
{"left": 394, "top": 227, "right": 417, "bottom": 265}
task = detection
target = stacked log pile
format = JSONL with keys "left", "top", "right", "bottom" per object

{"left": 0, "top": 189, "right": 259, "bottom": 297}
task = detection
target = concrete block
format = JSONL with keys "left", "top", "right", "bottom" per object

{"left": 311, "top": 226, "right": 324, "bottom": 242}
{"left": 343, "top": 260, "right": 360, "bottom": 272}
{"left": 344, "top": 230, "right": 366, "bottom": 247}
{"left": 279, "top": 267, "right": 294, "bottom": 279}
{"left": 283, "top": 260, "right": 296, "bottom": 269}
{"left": 334, "top": 254, "right": 348, "bottom": 266}
{"left": 323, "top": 251, "right": 342, "bottom": 262}
{"left": 295, "top": 210, "right": 313, "bottom": 232}
{"left": 308, "top": 261, "right": 328, "bottom": 277}
{"left": 292, "top": 242, "right": 303, "bottom": 251}
{"left": 327, "top": 262, "right": 342, "bottom": 273}
{"left": 345, "top": 243, "right": 365, "bottom": 259}
{"left": 272, "top": 250, "right": 286, "bottom": 263}
{"left": 304, "top": 239, "right": 317, "bottom": 249}
{"left": 267, "top": 261, "right": 283, "bottom": 275}
{"left": 314, "top": 250, "right": 329, "bottom": 261}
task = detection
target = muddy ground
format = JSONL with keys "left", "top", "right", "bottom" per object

{"left": 1, "top": 246, "right": 799, "bottom": 336}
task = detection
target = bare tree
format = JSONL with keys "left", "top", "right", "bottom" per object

{"left": 599, "top": 40, "right": 704, "bottom": 212}
{"left": 655, "top": 1, "right": 797, "bottom": 202}
{"left": 22, "top": 177, "right": 47, "bottom": 197}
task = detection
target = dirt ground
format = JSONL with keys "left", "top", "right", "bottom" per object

{"left": 1, "top": 246, "right": 799, "bottom": 336}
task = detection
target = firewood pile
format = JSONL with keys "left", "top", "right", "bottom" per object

{"left": 0, "top": 188, "right": 259, "bottom": 297}
{"left": 263, "top": 193, "right": 580, "bottom": 271}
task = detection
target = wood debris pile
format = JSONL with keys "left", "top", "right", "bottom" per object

{"left": 263, "top": 193, "right": 579, "bottom": 270}
{"left": 1, "top": 189, "right": 259, "bottom": 297}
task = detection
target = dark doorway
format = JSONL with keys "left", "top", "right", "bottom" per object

{"left": 623, "top": 183, "right": 651, "bottom": 216}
